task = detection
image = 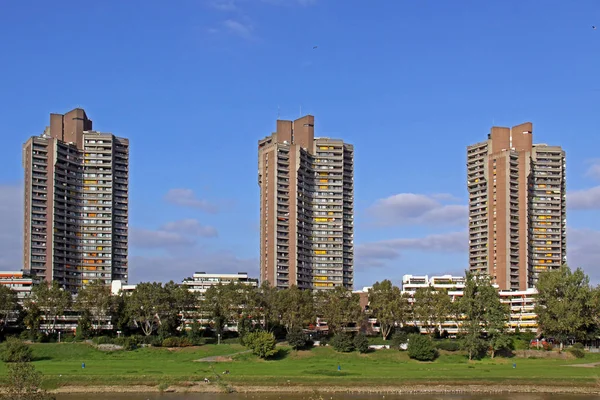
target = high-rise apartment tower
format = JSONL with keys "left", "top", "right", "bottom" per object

{"left": 258, "top": 116, "right": 354, "bottom": 290}
{"left": 467, "top": 123, "right": 566, "bottom": 290}
{"left": 23, "top": 108, "right": 129, "bottom": 292}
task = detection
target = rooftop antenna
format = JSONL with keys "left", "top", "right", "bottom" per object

{"left": 300, "top": 105, "right": 302, "bottom": 117}
{"left": 277, "top": 105, "right": 280, "bottom": 119}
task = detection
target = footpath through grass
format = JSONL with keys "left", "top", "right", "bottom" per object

{"left": 1, "top": 343, "right": 599, "bottom": 390}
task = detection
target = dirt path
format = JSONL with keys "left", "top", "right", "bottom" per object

{"left": 565, "top": 361, "right": 600, "bottom": 368}
{"left": 194, "top": 350, "right": 251, "bottom": 362}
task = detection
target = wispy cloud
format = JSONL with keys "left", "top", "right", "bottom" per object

{"left": 208, "top": 0, "right": 239, "bottom": 11}
{"left": 223, "top": 19, "right": 254, "bottom": 39}
{"left": 164, "top": 188, "right": 219, "bottom": 213}
{"left": 355, "top": 231, "right": 468, "bottom": 269}
{"left": 366, "top": 193, "right": 467, "bottom": 227}
{"left": 568, "top": 186, "right": 600, "bottom": 210}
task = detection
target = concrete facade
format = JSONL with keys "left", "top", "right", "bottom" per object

{"left": 23, "top": 108, "right": 129, "bottom": 292}
{"left": 467, "top": 123, "right": 566, "bottom": 290}
{"left": 258, "top": 116, "right": 354, "bottom": 290}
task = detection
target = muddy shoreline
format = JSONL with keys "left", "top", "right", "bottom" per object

{"left": 49, "top": 383, "right": 600, "bottom": 395}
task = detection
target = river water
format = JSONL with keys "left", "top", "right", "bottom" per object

{"left": 56, "top": 394, "right": 598, "bottom": 400}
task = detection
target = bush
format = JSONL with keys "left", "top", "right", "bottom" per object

{"left": 435, "top": 340, "right": 460, "bottom": 352}
{"left": 92, "top": 336, "right": 114, "bottom": 345}
{"left": 114, "top": 336, "right": 138, "bottom": 351}
{"left": 331, "top": 333, "right": 354, "bottom": 353}
{"left": 186, "top": 321, "right": 204, "bottom": 346}
{"left": 353, "top": 333, "right": 369, "bottom": 354}
{"left": 407, "top": 334, "right": 438, "bottom": 361}
{"left": 286, "top": 328, "right": 308, "bottom": 350}
{"left": 1, "top": 338, "right": 33, "bottom": 363}
{"left": 244, "top": 331, "right": 277, "bottom": 359}
{"left": 568, "top": 343, "right": 585, "bottom": 359}
{"left": 162, "top": 337, "right": 193, "bottom": 348}
{"left": 391, "top": 332, "right": 408, "bottom": 350}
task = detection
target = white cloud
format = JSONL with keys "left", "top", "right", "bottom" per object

{"left": 209, "top": 0, "right": 239, "bottom": 11}
{"left": 223, "top": 19, "right": 254, "bottom": 39}
{"left": 568, "top": 186, "right": 600, "bottom": 210}
{"left": 164, "top": 188, "right": 219, "bottom": 213}
{"left": 585, "top": 160, "right": 600, "bottom": 180}
{"left": 367, "top": 193, "right": 467, "bottom": 227}
{"left": 162, "top": 219, "right": 218, "bottom": 238}
{"left": 0, "top": 184, "right": 23, "bottom": 270}
{"left": 567, "top": 227, "right": 600, "bottom": 283}
{"left": 131, "top": 219, "right": 218, "bottom": 249}
{"left": 356, "top": 231, "right": 468, "bottom": 269}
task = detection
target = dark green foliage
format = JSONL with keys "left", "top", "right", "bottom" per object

{"left": 2, "top": 361, "right": 55, "bottom": 399}
{"left": 244, "top": 331, "right": 277, "bottom": 359}
{"left": 391, "top": 332, "right": 408, "bottom": 350}
{"left": 460, "top": 332, "right": 487, "bottom": 360}
{"left": 353, "top": 333, "right": 369, "bottom": 354}
{"left": 114, "top": 336, "right": 138, "bottom": 351}
{"left": 186, "top": 320, "right": 204, "bottom": 345}
{"left": 330, "top": 333, "right": 354, "bottom": 353}
{"left": 567, "top": 343, "right": 585, "bottom": 359}
{"left": 434, "top": 340, "right": 460, "bottom": 352}
{"left": 407, "top": 334, "right": 438, "bottom": 361}
{"left": 75, "top": 311, "right": 92, "bottom": 341}
{"left": 92, "top": 336, "right": 115, "bottom": 345}
{"left": 286, "top": 328, "right": 308, "bottom": 350}
{"left": 1, "top": 338, "right": 33, "bottom": 363}
{"left": 162, "top": 337, "right": 192, "bottom": 348}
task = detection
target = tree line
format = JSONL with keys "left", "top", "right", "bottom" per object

{"left": 0, "top": 264, "right": 596, "bottom": 359}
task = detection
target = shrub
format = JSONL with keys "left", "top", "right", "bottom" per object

{"left": 331, "top": 333, "right": 355, "bottom": 353}
{"left": 407, "top": 334, "right": 438, "bottom": 361}
{"left": 92, "top": 336, "right": 114, "bottom": 345}
{"left": 353, "top": 333, "right": 369, "bottom": 354}
{"left": 162, "top": 337, "right": 193, "bottom": 348}
{"left": 286, "top": 328, "right": 308, "bottom": 350}
{"left": 1, "top": 338, "right": 33, "bottom": 363}
{"left": 186, "top": 321, "right": 204, "bottom": 346}
{"left": 391, "top": 332, "right": 408, "bottom": 351}
{"left": 435, "top": 340, "right": 460, "bottom": 352}
{"left": 244, "top": 331, "right": 277, "bottom": 359}
{"left": 115, "top": 336, "right": 138, "bottom": 351}
{"left": 568, "top": 343, "right": 585, "bottom": 359}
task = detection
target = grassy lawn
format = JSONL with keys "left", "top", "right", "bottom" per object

{"left": 0, "top": 343, "right": 599, "bottom": 390}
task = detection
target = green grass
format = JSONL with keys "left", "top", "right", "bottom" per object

{"left": 1, "top": 343, "right": 599, "bottom": 390}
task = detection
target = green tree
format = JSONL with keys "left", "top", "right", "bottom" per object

{"left": 535, "top": 265, "right": 592, "bottom": 350}
{"left": 432, "top": 289, "right": 453, "bottom": 333}
{"left": 26, "top": 281, "right": 72, "bottom": 332}
{"left": 0, "top": 285, "right": 20, "bottom": 332}
{"left": 353, "top": 333, "right": 370, "bottom": 354}
{"left": 254, "top": 281, "right": 279, "bottom": 332}
{"left": 74, "top": 280, "right": 114, "bottom": 333}
{"left": 413, "top": 286, "right": 437, "bottom": 334}
{"left": 368, "top": 280, "right": 408, "bottom": 340}
{"left": 286, "top": 328, "right": 308, "bottom": 350}
{"left": 315, "top": 286, "right": 362, "bottom": 334}
{"left": 276, "top": 286, "right": 315, "bottom": 333}
{"left": 126, "top": 282, "right": 169, "bottom": 336}
{"left": 2, "top": 361, "right": 55, "bottom": 400}
{"left": 244, "top": 331, "right": 277, "bottom": 358}
{"left": 1, "top": 338, "right": 33, "bottom": 363}
{"left": 407, "top": 334, "right": 437, "bottom": 361}
{"left": 458, "top": 272, "right": 509, "bottom": 360}
{"left": 165, "top": 281, "right": 198, "bottom": 332}
{"left": 203, "top": 283, "right": 237, "bottom": 337}
{"left": 330, "top": 332, "right": 355, "bottom": 352}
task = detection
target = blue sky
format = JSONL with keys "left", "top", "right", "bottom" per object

{"left": 1, "top": 0, "right": 600, "bottom": 287}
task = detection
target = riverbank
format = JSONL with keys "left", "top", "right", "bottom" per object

{"left": 1, "top": 343, "right": 599, "bottom": 394}
{"left": 48, "top": 383, "right": 600, "bottom": 395}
